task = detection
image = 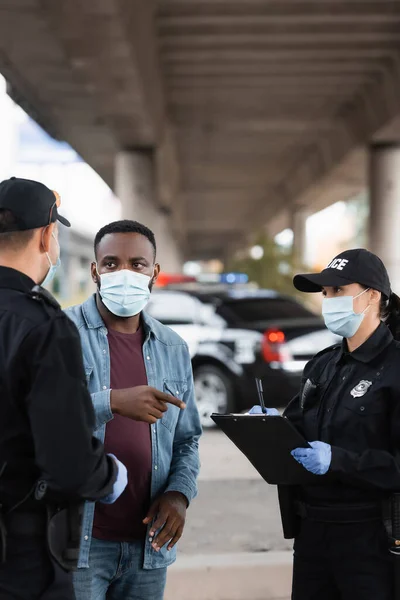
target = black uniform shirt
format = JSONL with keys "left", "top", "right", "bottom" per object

{"left": 0, "top": 267, "right": 115, "bottom": 512}
{"left": 284, "top": 322, "right": 400, "bottom": 505}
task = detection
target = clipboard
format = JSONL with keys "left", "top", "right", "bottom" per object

{"left": 211, "top": 414, "right": 318, "bottom": 485}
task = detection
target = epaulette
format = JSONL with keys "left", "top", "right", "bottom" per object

{"left": 29, "top": 285, "right": 61, "bottom": 310}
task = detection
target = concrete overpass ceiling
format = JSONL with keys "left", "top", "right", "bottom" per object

{"left": 0, "top": 0, "right": 166, "bottom": 187}
{"left": 0, "top": 1, "right": 400, "bottom": 259}
{"left": 158, "top": 0, "right": 400, "bottom": 257}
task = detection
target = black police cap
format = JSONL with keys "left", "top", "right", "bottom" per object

{"left": 0, "top": 177, "right": 71, "bottom": 231}
{"left": 293, "top": 248, "right": 391, "bottom": 299}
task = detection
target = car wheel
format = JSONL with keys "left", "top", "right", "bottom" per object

{"left": 194, "top": 365, "right": 235, "bottom": 429}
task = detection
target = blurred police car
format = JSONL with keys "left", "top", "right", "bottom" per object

{"left": 146, "top": 285, "right": 339, "bottom": 428}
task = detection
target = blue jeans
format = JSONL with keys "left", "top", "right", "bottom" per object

{"left": 73, "top": 538, "right": 167, "bottom": 600}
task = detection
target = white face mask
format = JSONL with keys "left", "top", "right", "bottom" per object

{"left": 41, "top": 233, "right": 61, "bottom": 288}
{"left": 322, "top": 288, "right": 370, "bottom": 338}
{"left": 97, "top": 269, "right": 151, "bottom": 318}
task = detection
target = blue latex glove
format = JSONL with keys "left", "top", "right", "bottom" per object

{"left": 248, "top": 405, "right": 280, "bottom": 416}
{"left": 100, "top": 454, "right": 128, "bottom": 504}
{"left": 291, "top": 441, "right": 332, "bottom": 475}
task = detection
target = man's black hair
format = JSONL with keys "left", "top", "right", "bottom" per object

{"left": 94, "top": 220, "right": 157, "bottom": 260}
{"left": 0, "top": 209, "right": 35, "bottom": 249}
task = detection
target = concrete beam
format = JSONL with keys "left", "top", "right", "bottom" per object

{"left": 289, "top": 148, "right": 367, "bottom": 218}
{"left": 159, "top": 23, "right": 400, "bottom": 40}
{"left": 116, "top": 0, "right": 166, "bottom": 141}
{"left": 168, "top": 91, "right": 339, "bottom": 109}
{"left": 162, "top": 49, "right": 399, "bottom": 63}
{"left": 169, "top": 103, "right": 330, "bottom": 122}
{"left": 40, "top": 0, "right": 159, "bottom": 146}
{"left": 160, "top": 14, "right": 400, "bottom": 26}
{"left": 2, "top": 56, "right": 60, "bottom": 142}
{"left": 174, "top": 119, "right": 333, "bottom": 134}
{"left": 0, "top": 0, "right": 182, "bottom": 230}
{"left": 164, "top": 62, "right": 385, "bottom": 75}
{"left": 160, "top": 33, "right": 400, "bottom": 48}
{"left": 245, "top": 53, "right": 400, "bottom": 229}
{"left": 375, "top": 114, "right": 400, "bottom": 142}
{"left": 160, "top": 1, "right": 400, "bottom": 18}
{"left": 0, "top": 0, "right": 180, "bottom": 193}
{"left": 2, "top": 0, "right": 399, "bottom": 262}
{"left": 167, "top": 77, "right": 369, "bottom": 90}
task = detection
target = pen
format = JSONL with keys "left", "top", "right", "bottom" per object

{"left": 255, "top": 378, "right": 267, "bottom": 414}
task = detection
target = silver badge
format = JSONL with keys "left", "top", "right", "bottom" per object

{"left": 350, "top": 380, "right": 372, "bottom": 398}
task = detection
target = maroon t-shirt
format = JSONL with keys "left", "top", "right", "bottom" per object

{"left": 92, "top": 325, "right": 152, "bottom": 542}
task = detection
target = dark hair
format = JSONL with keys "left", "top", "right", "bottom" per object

{"left": 94, "top": 220, "right": 156, "bottom": 259}
{"left": 380, "top": 292, "right": 400, "bottom": 340}
{"left": 0, "top": 209, "right": 35, "bottom": 249}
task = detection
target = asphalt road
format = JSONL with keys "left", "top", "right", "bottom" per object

{"left": 179, "top": 429, "right": 293, "bottom": 556}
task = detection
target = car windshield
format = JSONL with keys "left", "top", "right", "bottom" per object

{"left": 216, "top": 297, "right": 315, "bottom": 324}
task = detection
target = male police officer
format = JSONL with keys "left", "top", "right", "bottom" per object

{"left": 0, "top": 178, "right": 127, "bottom": 600}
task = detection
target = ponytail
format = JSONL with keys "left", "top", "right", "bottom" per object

{"left": 380, "top": 292, "right": 400, "bottom": 340}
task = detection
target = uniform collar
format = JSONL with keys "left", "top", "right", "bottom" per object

{"left": 340, "top": 322, "right": 393, "bottom": 363}
{"left": 0, "top": 266, "right": 36, "bottom": 293}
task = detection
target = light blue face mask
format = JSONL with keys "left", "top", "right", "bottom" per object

{"left": 322, "top": 288, "right": 370, "bottom": 338}
{"left": 98, "top": 269, "right": 151, "bottom": 318}
{"left": 41, "top": 233, "right": 61, "bottom": 288}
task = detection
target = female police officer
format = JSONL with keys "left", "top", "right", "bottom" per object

{"left": 251, "top": 248, "right": 400, "bottom": 600}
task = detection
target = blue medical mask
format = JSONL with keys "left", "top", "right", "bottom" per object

{"left": 322, "top": 288, "right": 370, "bottom": 338}
{"left": 98, "top": 269, "right": 151, "bottom": 318}
{"left": 42, "top": 233, "right": 61, "bottom": 288}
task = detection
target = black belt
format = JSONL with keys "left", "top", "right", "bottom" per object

{"left": 295, "top": 501, "right": 382, "bottom": 523}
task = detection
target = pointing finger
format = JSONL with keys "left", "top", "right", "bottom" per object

{"left": 154, "top": 390, "right": 186, "bottom": 409}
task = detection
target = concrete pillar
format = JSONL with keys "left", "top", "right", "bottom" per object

{"left": 115, "top": 151, "right": 183, "bottom": 273}
{"left": 291, "top": 207, "right": 310, "bottom": 268}
{"left": 369, "top": 142, "right": 400, "bottom": 294}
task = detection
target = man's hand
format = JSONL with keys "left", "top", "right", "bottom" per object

{"left": 143, "top": 491, "right": 187, "bottom": 552}
{"left": 111, "top": 386, "right": 185, "bottom": 423}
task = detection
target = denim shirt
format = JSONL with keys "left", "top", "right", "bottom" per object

{"left": 65, "top": 296, "right": 201, "bottom": 570}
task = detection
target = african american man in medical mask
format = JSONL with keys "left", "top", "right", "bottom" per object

{"left": 65, "top": 220, "right": 201, "bottom": 600}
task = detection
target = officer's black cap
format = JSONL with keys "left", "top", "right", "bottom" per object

{"left": 0, "top": 177, "right": 71, "bottom": 231}
{"left": 293, "top": 249, "right": 391, "bottom": 299}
